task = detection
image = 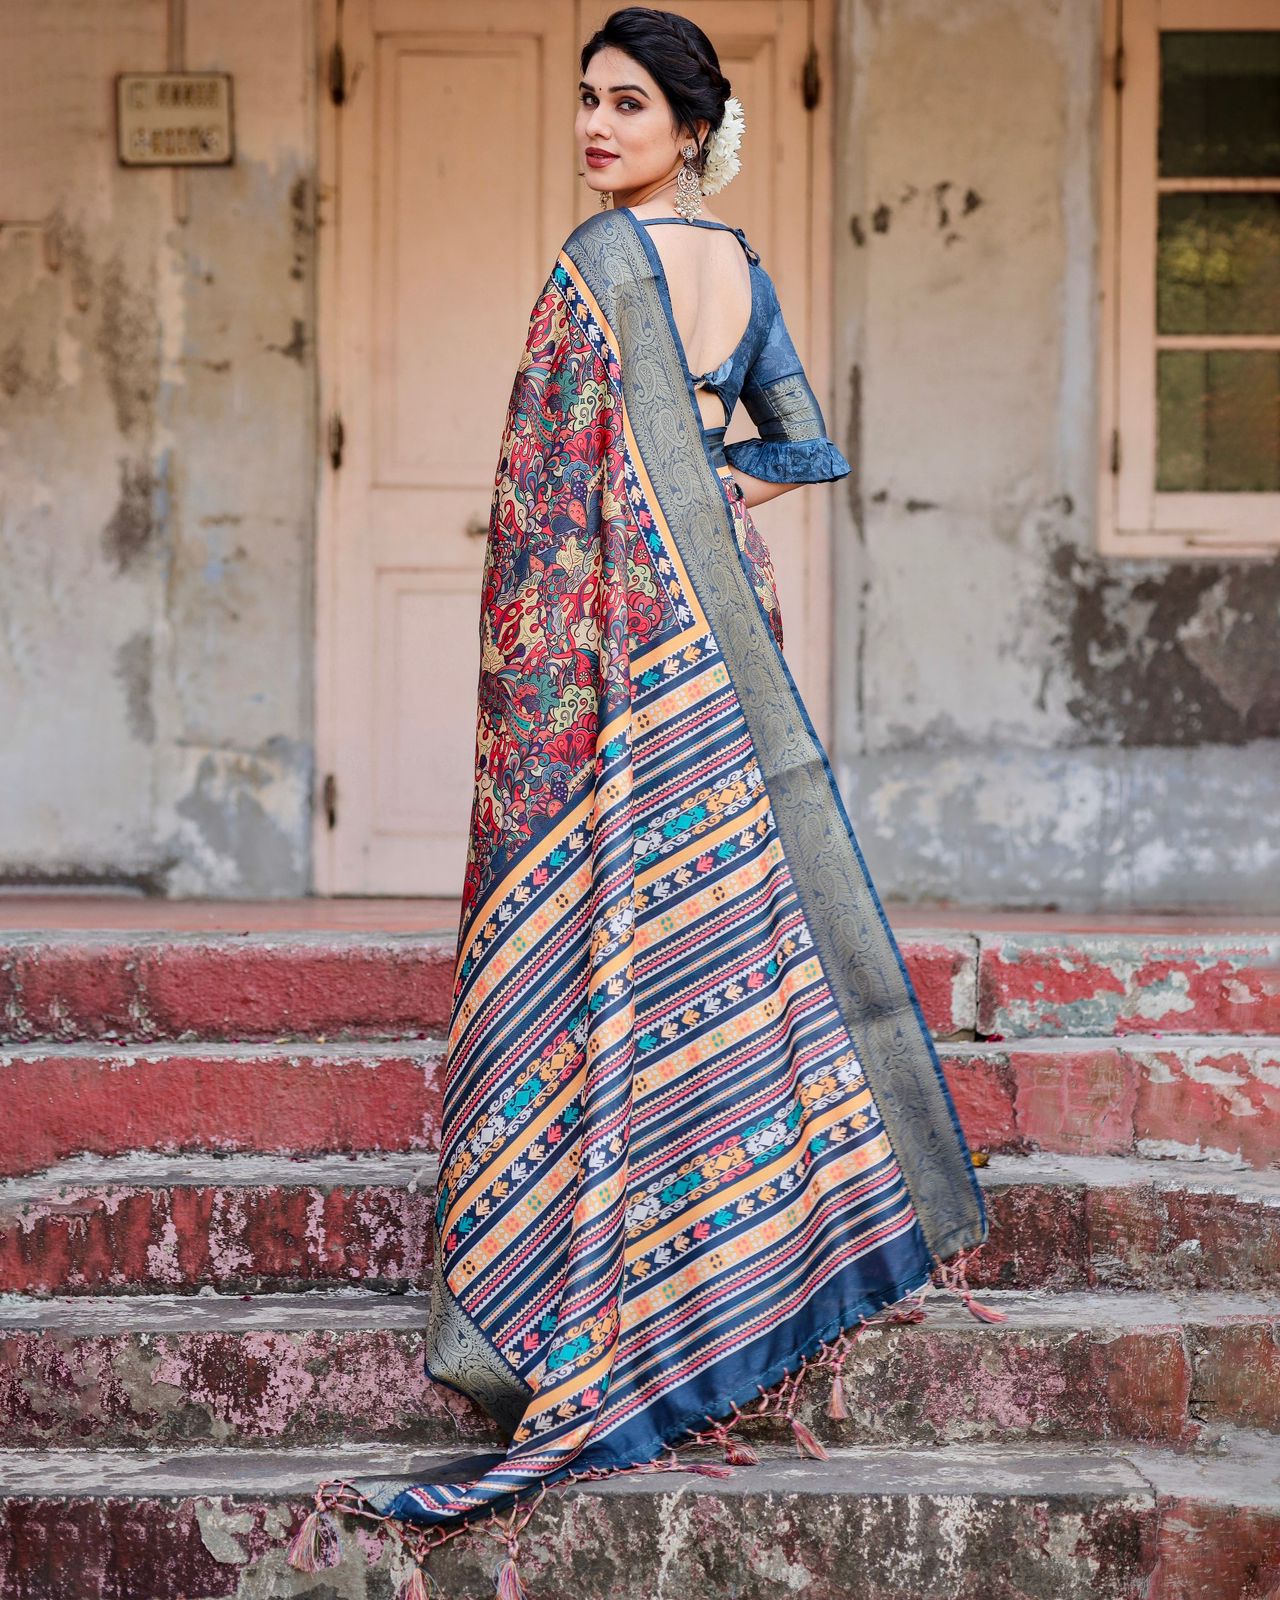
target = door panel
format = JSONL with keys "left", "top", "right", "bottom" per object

{"left": 376, "top": 33, "right": 546, "bottom": 485}
{"left": 319, "top": 0, "right": 575, "bottom": 893}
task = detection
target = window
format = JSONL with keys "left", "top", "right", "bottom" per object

{"left": 1101, "top": 0, "right": 1280, "bottom": 555}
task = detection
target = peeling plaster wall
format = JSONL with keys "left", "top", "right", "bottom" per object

{"left": 0, "top": 0, "right": 314, "bottom": 896}
{"left": 2, "top": 0, "right": 1275, "bottom": 910}
{"left": 831, "top": 0, "right": 1280, "bottom": 911}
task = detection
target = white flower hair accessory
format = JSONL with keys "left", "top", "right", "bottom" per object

{"left": 699, "top": 95, "right": 745, "bottom": 195}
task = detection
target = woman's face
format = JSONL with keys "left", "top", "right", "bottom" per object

{"left": 576, "top": 46, "right": 706, "bottom": 204}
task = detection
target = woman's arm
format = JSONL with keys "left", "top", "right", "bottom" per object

{"left": 722, "top": 279, "right": 851, "bottom": 507}
{"left": 730, "top": 468, "right": 800, "bottom": 509}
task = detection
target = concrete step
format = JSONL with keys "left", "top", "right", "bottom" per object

{"left": 5, "top": 928, "right": 1273, "bottom": 1049}
{"left": 1, "top": 1152, "right": 1276, "bottom": 1297}
{"left": 977, "top": 932, "right": 1280, "bottom": 1038}
{"left": 5, "top": 929, "right": 1279, "bottom": 1047}
{"left": 0, "top": 933, "right": 459, "bottom": 1044}
{"left": 2, "top": 1034, "right": 1275, "bottom": 1182}
{"left": 0, "top": 931, "right": 975, "bottom": 1044}
{"left": 0, "top": 1040, "right": 447, "bottom": 1178}
{"left": 1, "top": 1288, "right": 1276, "bottom": 1451}
{"left": 0, "top": 1154, "right": 437, "bottom": 1297}
{"left": 968, "top": 1152, "right": 1280, "bottom": 1293}
{"left": 946, "top": 1035, "right": 1280, "bottom": 1171}
{"left": 0, "top": 1430, "right": 1277, "bottom": 1599}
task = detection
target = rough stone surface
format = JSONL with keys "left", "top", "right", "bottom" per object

{"left": 893, "top": 935, "right": 977, "bottom": 1038}
{"left": 973, "top": 1154, "right": 1280, "bottom": 1292}
{"left": 6, "top": 931, "right": 1277, "bottom": 1049}
{"left": 1127, "top": 1430, "right": 1280, "bottom": 1598}
{"left": 0, "top": 1433, "right": 1277, "bottom": 1599}
{"left": 1, "top": 1151, "right": 1275, "bottom": 1298}
{"left": 0, "top": 916, "right": 1275, "bottom": 1596}
{"left": 0, "top": 932, "right": 968, "bottom": 1043}
{"left": 4, "top": 1033, "right": 1274, "bottom": 1183}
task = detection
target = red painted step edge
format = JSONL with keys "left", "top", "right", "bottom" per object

{"left": 0, "top": 1477, "right": 1276, "bottom": 1600}
{"left": 0, "top": 937, "right": 458, "bottom": 1042}
{"left": 942, "top": 1040, "right": 1280, "bottom": 1171}
{"left": 0, "top": 1174, "right": 436, "bottom": 1296}
{"left": 5, "top": 1037, "right": 1275, "bottom": 1180}
{"left": 0, "top": 1045, "right": 446, "bottom": 1177}
{"left": 977, "top": 936, "right": 1280, "bottom": 1038}
{"left": 0, "top": 935, "right": 979, "bottom": 1042}
{"left": 1, "top": 1157, "right": 1276, "bottom": 1296}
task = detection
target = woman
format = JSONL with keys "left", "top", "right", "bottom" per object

{"left": 290, "top": 9, "right": 992, "bottom": 1594}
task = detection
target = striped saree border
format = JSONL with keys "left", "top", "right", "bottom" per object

{"left": 564, "top": 212, "right": 986, "bottom": 1264}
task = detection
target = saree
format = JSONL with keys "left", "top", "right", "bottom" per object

{"left": 293, "top": 208, "right": 988, "bottom": 1580}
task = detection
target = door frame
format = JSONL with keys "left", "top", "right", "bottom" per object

{"left": 311, "top": 0, "right": 839, "bottom": 894}
{"left": 313, "top": 0, "right": 343, "bottom": 895}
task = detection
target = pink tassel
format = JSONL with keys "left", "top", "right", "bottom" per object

{"left": 683, "top": 1460, "right": 736, "bottom": 1478}
{"left": 285, "top": 1507, "right": 341, "bottom": 1571}
{"left": 398, "top": 1569, "right": 433, "bottom": 1600}
{"left": 790, "top": 1416, "right": 829, "bottom": 1460}
{"left": 932, "top": 1248, "right": 1008, "bottom": 1325}
{"left": 826, "top": 1370, "right": 849, "bottom": 1421}
{"left": 495, "top": 1556, "right": 529, "bottom": 1600}
{"left": 958, "top": 1289, "right": 1008, "bottom": 1324}
{"left": 724, "top": 1437, "right": 760, "bottom": 1466}
{"left": 885, "top": 1301, "right": 926, "bottom": 1324}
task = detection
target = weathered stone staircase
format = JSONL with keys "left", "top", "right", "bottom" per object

{"left": 0, "top": 928, "right": 1277, "bottom": 1598}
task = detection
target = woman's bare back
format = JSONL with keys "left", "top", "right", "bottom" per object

{"left": 626, "top": 201, "right": 753, "bottom": 428}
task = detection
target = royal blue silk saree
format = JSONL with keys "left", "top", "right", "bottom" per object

{"left": 293, "top": 207, "right": 989, "bottom": 1581}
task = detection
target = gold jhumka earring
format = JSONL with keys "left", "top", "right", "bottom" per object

{"left": 674, "top": 140, "right": 703, "bottom": 220}
{"left": 600, "top": 189, "right": 613, "bottom": 210}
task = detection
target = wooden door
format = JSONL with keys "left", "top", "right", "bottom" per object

{"left": 316, "top": 0, "right": 831, "bottom": 894}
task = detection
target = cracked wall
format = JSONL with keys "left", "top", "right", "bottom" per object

{"left": 0, "top": 0, "right": 314, "bottom": 896}
{"left": 830, "top": 0, "right": 1280, "bottom": 911}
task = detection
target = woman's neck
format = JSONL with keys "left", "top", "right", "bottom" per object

{"left": 613, "top": 168, "right": 681, "bottom": 212}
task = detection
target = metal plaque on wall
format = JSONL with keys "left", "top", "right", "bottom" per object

{"left": 116, "top": 73, "right": 234, "bottom": 166}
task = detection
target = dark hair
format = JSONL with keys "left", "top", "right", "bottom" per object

{"left": 580, "top": 7, "right": 731, "bottom": 171}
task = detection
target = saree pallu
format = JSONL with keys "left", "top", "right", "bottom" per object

{"left": 296, "top": 208, "right": 988, "bottom": 1573}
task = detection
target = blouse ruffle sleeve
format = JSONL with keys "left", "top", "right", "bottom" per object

{"left": 723, "top": 282, "right": 851, "bottom": 486}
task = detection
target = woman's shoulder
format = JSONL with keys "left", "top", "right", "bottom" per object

{"left": 566, "top": 202, "right": 741, "bottom": 236}
{"left": 620, "top": 200, "right": 733, "bottom": 226}
{"left": 559, "top": 207, "right": 642, "bottom": 263}
{"left": 696, "top": 203, "right": 733, "bottom": 227}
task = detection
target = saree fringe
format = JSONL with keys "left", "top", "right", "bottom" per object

{"left": 288, "top": 1248, "right": 1003, "bottom": 1595}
